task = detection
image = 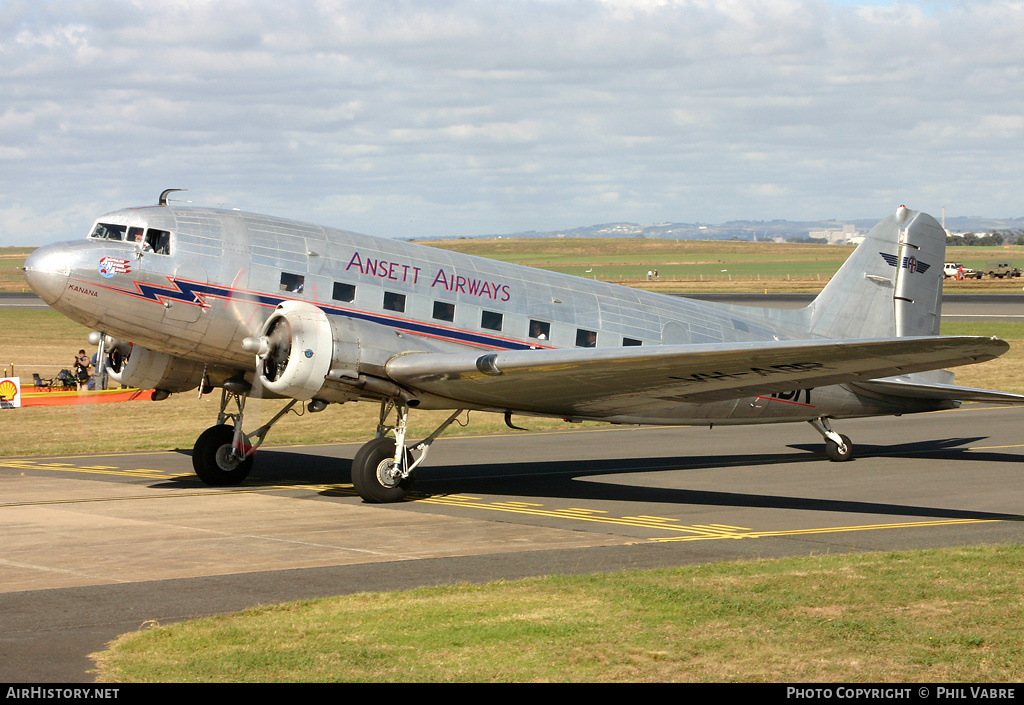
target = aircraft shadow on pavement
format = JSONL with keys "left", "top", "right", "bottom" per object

{"left": 160, "top": 434, "right": 1023, "bottom": 522}
{"left": 411, "top": 437, "right": 1022, "bottom": 522}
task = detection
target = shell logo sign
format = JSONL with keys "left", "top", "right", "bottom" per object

{"left": 0, "top": 377, "right": 20, "bottom": 409}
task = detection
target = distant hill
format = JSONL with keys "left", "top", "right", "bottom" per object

{"left": 418, "top": 215, "right": 1024, "bottom": 243}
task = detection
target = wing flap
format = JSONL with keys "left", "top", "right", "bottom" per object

{"left": 385, "top": 336, "right": 1008, "bottom": 417}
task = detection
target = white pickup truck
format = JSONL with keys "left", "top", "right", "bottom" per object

{"left": 943, "top": 262, "right": 982, "bottom": 279}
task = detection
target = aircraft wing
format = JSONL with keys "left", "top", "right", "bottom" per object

{"left": 385, "top": 336, "right": 1008, "bottom": 418}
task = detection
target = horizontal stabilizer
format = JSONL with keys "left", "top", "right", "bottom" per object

{"left": 852, "top": 378, "right": 1024, "bottom": 404}
{"left": 386, "top": 336, "right": 1008, "bottom": 417}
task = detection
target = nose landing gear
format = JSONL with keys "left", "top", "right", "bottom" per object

{"left": 191, "top": 385, "right": 298, "bottom": 485}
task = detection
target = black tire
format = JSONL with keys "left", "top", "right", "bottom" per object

{"left": 192, "top": 424, "right": 253, "bottom": 485}
{"left": 825, "top": 433, "right": 853, "bottom": 462}
{"left": 351, "top": 437, "right": 414, "bottom": 503}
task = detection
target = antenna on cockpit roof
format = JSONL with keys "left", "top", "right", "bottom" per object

{"left": 158, "top": 189, "right": 187, "bottom": 206}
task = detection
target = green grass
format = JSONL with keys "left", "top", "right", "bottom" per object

{"left": 0, "top": 247, "right": 34, "bottom": 291}
{"left": 938, "top": 322, "right": 1024, "bottom": 393}
{"left": 946, "top": 245, "right": 1024, "bottom": 272}
{"left": 92, "top": 544, "right": 1024, "bottom": 682}
{"left": 423, "top": 238, "right": 854, "bottom": 284}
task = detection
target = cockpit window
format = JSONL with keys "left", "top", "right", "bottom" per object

{"left": 90, "top": 223, "right": 128, "bottom": 240}
{"left": 90, "top": 222, "right": 171, "bottom": 254}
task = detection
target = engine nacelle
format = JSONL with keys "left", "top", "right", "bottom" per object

{"left": 106, "top": 344, "right": 206, "bottom": 394}
{"left": 244, "top": 301, "right": 336, "bottom": 400}
{"left": 243, "top": 300, "right": 446, "bottom": 402}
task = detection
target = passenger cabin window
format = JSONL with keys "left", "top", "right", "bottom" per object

{"left": 280, "top": 272, "right": 305, "bottom": 293}
{"left": 144, "top": 229, "right": 171, "bottom": 255}
{"left": 433, "top": 301, "right": 455, "bottom": 322}
{"left": 332, "top": 282, "right": 356, "bottom": 302}
{"left": 576, "top": 329, "right": 597, "bottom": 347}
{"left": 383, "top": 291, "right": 406, "bottom": 312}
{"left": 529, "top": 320, "right": 550, "bottom": 341}
{"left": 481, "top": 310, "right": 503, "bottom": 331}
{"left": 622, "top": 337, "right": 642, "bottom": 346}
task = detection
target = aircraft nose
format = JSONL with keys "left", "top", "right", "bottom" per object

{"left": 23, "top": 243, "right": 71, "bottom": 305}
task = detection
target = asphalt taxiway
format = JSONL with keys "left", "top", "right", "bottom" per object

{"left": 2, "top": 404, "right": 1023, "bottom": 682}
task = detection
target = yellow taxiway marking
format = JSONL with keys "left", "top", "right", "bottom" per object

{"left": 411, "top": 492, "right": 1024, "bottom": 540}
{"left": 402, "top": 492, "right": 1024, "bottom": 539}
{"left": 0, "top": 459, "right": 168, "bottom": 479}
{"left": 4, "top": 440, "right": 1024, "bottom": 540}
{"left": 648, "top": 517, "right": 1023, "bottom": 542}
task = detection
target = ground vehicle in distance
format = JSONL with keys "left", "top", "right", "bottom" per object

{"left": 943, "top": 262, "right": 982, "bottom": 279}
{"left": 984, "top": 262, "right": 1022, "bottom": 278}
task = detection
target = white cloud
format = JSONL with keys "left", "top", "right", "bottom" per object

{"left": 1, "top": 0, "right": 1023, "bottom": 245}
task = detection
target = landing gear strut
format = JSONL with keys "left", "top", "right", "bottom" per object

{"left": 191, "top": 385, "right": 298, "bottom": 485}
{"left": 350, "top": 400, "right": 465, "bottom": 503}
{"left": 809, "top": 417, "right": 853, "bottom": 462}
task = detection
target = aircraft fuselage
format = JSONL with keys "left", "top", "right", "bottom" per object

{"left": 25, "top": 205, "right": 949, "bottom": 424}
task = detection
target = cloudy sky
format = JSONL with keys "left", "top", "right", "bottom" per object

{"left": 1, "top": 0, "right": 1022, "bottom": 246}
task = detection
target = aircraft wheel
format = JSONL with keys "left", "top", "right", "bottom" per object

{"left": 351, "top": 437, "right": 414, "bottom": 503}
{"left": 192, "top": 424, "right": 253, "bottom": 485}
{"left": 825, "top": 434, "right": 853, "bottom": 462}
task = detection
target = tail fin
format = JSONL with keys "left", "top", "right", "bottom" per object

{"left": 808, "top": 206, "right": 945, "bottom": 339}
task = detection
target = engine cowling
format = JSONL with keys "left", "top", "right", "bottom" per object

{"left": 243, "top": 301, "right": 337, "bottom": 400}
{"left": 106, "top": 344, "right": 206, "bottom": 394}
{"left": 243, "top": 300, "right": 444, "bottom": 402}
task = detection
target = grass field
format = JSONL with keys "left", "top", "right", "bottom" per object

{"left": 92, "top": 544, "right": 1024, "bottom": 682}
{"left": 0, "top": 247, "right": 34, "bottom": 292}
{"left": 419, "top": 239, "right": 1024, "bottom": 293}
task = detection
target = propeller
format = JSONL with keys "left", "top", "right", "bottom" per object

{"left": 261, "top": 316, "right": 292, "bottom": 383}
{"left": 242, "top": 313, "right": 292, "bottom": 385}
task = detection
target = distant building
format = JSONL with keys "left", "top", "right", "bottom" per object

{"left": 808, "top": 224, "right": 859, "bottom": 244}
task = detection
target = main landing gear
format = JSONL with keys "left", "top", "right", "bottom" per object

{"left": 809, "top": 417, "right": 853, "bottom": 462}
{"left": 191, "top": 384, "right": 297, "bottom": 486}
{"left": 350, "top": 400, "right": 465, "bottom": 503}
{"left": 189, "top": 381, "right": 464, "bottom": 501}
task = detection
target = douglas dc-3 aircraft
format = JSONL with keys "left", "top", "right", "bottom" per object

{"left": 23, "top": 191, "right": 1024, "bottom": 502}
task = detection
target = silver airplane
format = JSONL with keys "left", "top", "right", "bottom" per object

{"left": 23, "top": 191, "right": 1024, "bottom": 502}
